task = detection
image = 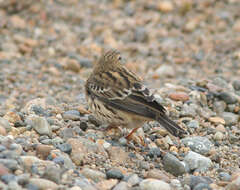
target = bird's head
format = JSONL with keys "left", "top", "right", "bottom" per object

{"left": 95, "top": 49, "right": 123, "bottom": 71}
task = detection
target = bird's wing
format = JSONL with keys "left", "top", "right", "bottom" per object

{"left": 86, "top": 67, "right": 166, "bottom": 116}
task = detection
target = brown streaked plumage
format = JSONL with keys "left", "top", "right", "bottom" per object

{"left": 85, "top": 49, "right": 187, "bottom": 138}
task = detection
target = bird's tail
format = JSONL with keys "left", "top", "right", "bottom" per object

{"left": 156, "top": 114, "right": 187, "bottom": 137}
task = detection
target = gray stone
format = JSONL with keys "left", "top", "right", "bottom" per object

{"left": 184, "top": 151, "right": 212, "bottom": 172}
{"left": 213, "top": 101, "right": 227, "bottom": 113}
{"left": 139, "top": 179, "right": 171, "bottom": 190}
{"left": 193, "top": 183, "right": 211, "bottom": 190}
{"left": 163, "top": 153, "right": 186, "bottom": 176}
{"left": 0, "top": 159, "right": 18, "bottom": 171}
{"left": 28, "top": 115, "right": 52, "bottom": 136}
{"left": 74, "top": 178, "right": 97, "bottom": 190}
{"left": 134, "top": 27, "right": 148, "bottom": 42}
{"left": 218, "top": 172, "right": 231, "bottom": 181}
{"left": 226, "top": 175, "right": 240, "bottom": 190}
{"left": 180, "top": 103, "right": 198, "bottom": 117}
{"left": 106, "top": 168, "right": 124, "bottom": 180}
{"left": 81, "top": 168, "right": 106, "bottom": 183}
{"left": 186, "top": 120, "right": 199, "bottom": 129}
{"left": 43, "top": 165, "right": 62, "bottom": 183}
{"left": 218, "top": 92, "right": 237, "bottom": 104}
{"left": 233, "top": 80, "right": 240, "bottom": 91}
{"left": 62, "top": 110, "right": 80, "bottom": 121}
{"left": 181, "top": 136, "right": 213, "bottom": 155}
{"left": 221, "top": 112, "right": 239, "bottom": 125}
{"left": 127, "top": 174, "right": 140, "bottom": 186}
{"left": 0, "top": 117, "right": 11, "bottom": 132}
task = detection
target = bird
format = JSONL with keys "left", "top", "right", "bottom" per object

{"left": 85, "top": 49, "right": 187, "bottom": 140}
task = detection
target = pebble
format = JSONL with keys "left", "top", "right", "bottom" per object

{"left": 106, "top": 168, "right": 124, "bottom": 180}
{"left": 208, "top": 117, "right": 225, "bottom": 125}
{"left": 181, "top": 136, "right": 213, "bottom": 155}
{"left": 147, "top": 147, "right": 161, "bottom": 158}
{"left": 226, "top": 175, "right": 240, "bottom": 190}
{"left": 184, "top": 151, "right": 212, "bottom": 172}
{"left": 213, "top": 101, "right": 227, "bottom": 113}
{"left": 44, "top": 165, "right": 62, "bottom": 183}
{"left": 28, "top": 115, "right": 52, "bottom": 136}
{"left": 233, "top": 80, "right": 240, "bottom": 91}
{"left": 0, "top": 159, "right": 18, "bottom": 171}
{"left": 1, "top": 174, "right": 16, "bottom": 184}
{"left": 218, "top": 92, "right": 237, "bottom": 104}
{"left": 169, "top": 92, "right": 189, "bottom": 102}
{"left": 62, "top": 110, "right": 80, "bottom": 121}
{"left": 214, "top": 131, "right": 224, "bottom": 141}
{"left": 180, "top": 103, "right": 198, "bottom": 117}
{"left": 157, "top": 1, "right": 174, "bottom": 13}
{"left": 36, "top": 144, "right": 53, "bottom": 159}
{"left": 155, "top": 65, "right": 175, "bottom": 78}
{"left": 146, "top": 169, "right": 170, "bottom": 182}
{"left": 67, "top": 137, "right": 107, "bottom": 166}
{"left": 139, "top": 178, "right": 171, "bottom": 190}
{"left": 220, "top": 112, "right": 239, "bottom": 125}
{"left": 57, "top": 143, "right": 72, "bottom": 154}
{"left": 29, "top": 178, "right": 58, "bottom": 190}
{"left": 97, "top": 179, "right": 118, "bottom": 190}
{"left": 186, "top": 120, "right": 199, "bottom": 129}
{"left": 107, "top": 146, "right": 128, "bottom": 164}
{"left": 193, "top": 183, "right": 211, "bottom": 190}
{"left": 81, "top": 168, "right": 106, "bottom": 183}
{"left": 0, "top": 117, "right": 12, "bottom": 132}
{"left": 218, "top": 172, "right": 231, "bottom": 182}
{"left": 112, "top": 181, "right": 129, "bottom": 190}
{"left": 163, "top": 153, "right": 186, "bottom": 176}
{"left": 127, "top": 174, "right": 140, "bottom": 186}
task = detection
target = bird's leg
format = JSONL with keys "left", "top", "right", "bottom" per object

{"left": 125, "top": 127, "right": 140, "bottom": 141}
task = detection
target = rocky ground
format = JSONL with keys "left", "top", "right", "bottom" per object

{"left": 0, "top": 0, "right": 240, "bottom": 190}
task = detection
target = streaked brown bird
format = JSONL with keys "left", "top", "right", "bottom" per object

{"left": 85, "top": 49, "right": 187, "bottom": 140}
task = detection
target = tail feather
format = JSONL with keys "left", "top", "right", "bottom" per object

{"left": 156, "top": 114, "right": 187, "bottom": 137}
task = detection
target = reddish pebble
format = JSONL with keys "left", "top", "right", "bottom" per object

{"left": 169, "top": 92, "right": 189, "bottom": 101}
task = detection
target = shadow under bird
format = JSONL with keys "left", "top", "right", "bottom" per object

{"left": 85, "top": 49, "right": 187, "bottom": 139}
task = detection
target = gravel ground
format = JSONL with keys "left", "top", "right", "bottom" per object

{"left": 0, "top": 0, "right": 240, "bottom": 190}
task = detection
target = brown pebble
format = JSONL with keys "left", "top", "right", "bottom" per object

{"left": 36, "top": 144, "right": 54, "bottom": 159}
{"left": 0, "top": 126, "right": 7, "bottom": 136}
{"left": 0, "top": 164, "right": 9, "bottom": 176}
{"left": 169, "top": 92, "right": 189, "bottom": 101}
{"left": 146, "top": 169, "right": 170, "bottom": 182}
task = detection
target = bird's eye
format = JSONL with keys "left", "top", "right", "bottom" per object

{"left": 118, "top": 56, "right": 122, "bottom": 61}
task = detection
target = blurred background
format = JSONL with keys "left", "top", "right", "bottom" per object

{"left": 0, "top": 0, "right": 240, "bottom": 108}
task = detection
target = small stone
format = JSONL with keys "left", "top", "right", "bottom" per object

{"left": 3, "top": 111, "right": 21, "bottom": 124}
{"left": 28, "top": 115, "right": 52, "bottom": 136}
{"left": 1, "top": 174, "right": 16, "bottom": 184}
{"left": 193, "top": 183, "right": 211, "bottom": 190}
{"left": 163, "top": 153, "right": 186, "bottom": 176}
{"left": 220, "top": 112, "right": 239, "bottom": 125}
{"left": 181, "top": 136, "right": 213, "bottom": 155}
{"left": 134, "top": 27, "right": 148, "bottom": 42}
{"left": 184, "top": 19, "right": 198, "bottom": 32}
{"left": 226, "top": 175, "right": 240, "bottom": 190}
{"left": 44, "top": 165, "right": 62, "bottom": 183}
{"left": 127, "top": 174, "right": 140, "bottom": 186}
{"left": 10, "top": 15, "right": 26, "bottom": 29}
{"left": 157, "top": 1, "right": 174, "bottom": 13}
{"left": 184, "top": 151, "right": 212, "bottom": 172}
{"left": 233, "top": 80, "right": 240, "bottom": 91}
{"left": 169, "top": 92, "right": 189, "bottom": 102}
{"left": 180, "top": 103, "right": 198, "bottom": 117}
{"left": 0, "top": 117, "right": 12, "bottom": 132}
{"left": 214, "top": 131, "right": 224, "bottom": 141}
{"left": 64, "top": 58, "right": 81, "bottom": 72}
{"left": 29, "top": 178, "right": 58, "bottom": 190}
{"left": 0, "top": 126, "right": 6, "bottom": 135}
{"left": 107, "top": 146, "right": 128, "bottom": 164}
{"left": 80, "top": 121, "right": 88, "bottom": 131}
{"left": 213, "top": 101, "right": 227, "bottom": 113}
{"left": 208, "top": 117, "right": 225, "bottom": 125}
{"left": 0, "top": 159, "right": 18, "bottom": 171}
{"left": 81, "top": 168, "right": 106, "bottom": 183}
{"left": 218, "top": 172, "right": 231, "bottom": 181}
{"left": 155, "top": 65, "right": 175, "bottom": 78}
{"left": 146, "top": 169, "right": 170, "bottom": 182}
{"left": 0, "top": 164, "right": 9, "bottom": 176}
{"left": 139, "top": 179, "right": 171, "bottom": 190}
{"left": 36, "top": 144, "right": 54, "bottom": 159}
{"left": 218, "top": 92, "right": 237, "bottom": 104}
{"left": 106, "top": 168, "right": 124, "bottom": 180}
{"left": 97, "top": 179, "right": 118, "bottom": 190}
{"left": 186, "top": 120, "right": 199, "bottom": 129}
{"left": 147, "top": 148, "right": 161, "bottom": 158}
{"left": 233, "top": 19, "right": 240, "bottom": 32}
{"left": 62, "top": 110, "right": 80, "bottom": 121}
{"left": 57, "top": 143, "right": 72, "bottom": 154}
{"left": 112, "top": 181, "right": 129, "bottom": 190}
